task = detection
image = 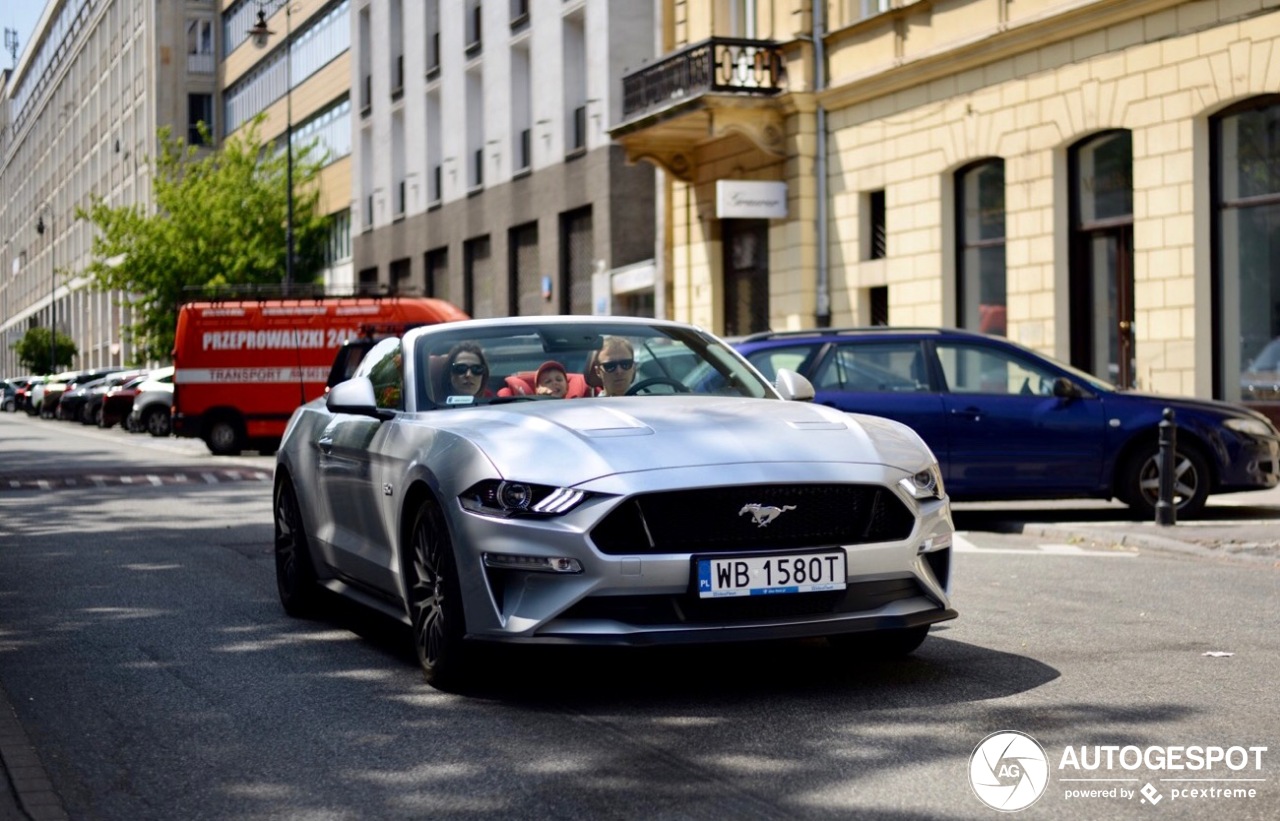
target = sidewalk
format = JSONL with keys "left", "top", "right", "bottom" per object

{"left": 0, "top": 680, "right": 66, "bottom": 821}
{"left": 955, "top": 483, "right": 1280, "bottom": 565}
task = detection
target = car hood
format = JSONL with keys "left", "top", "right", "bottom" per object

{"left": 1110, "top": 388, "right": 1273, "bottom": 422}
{"left": 421, "top": 396, "right": 931, "bottom": 485}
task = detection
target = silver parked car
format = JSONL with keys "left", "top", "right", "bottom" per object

{"left": 274, "top": 317, "right": 956, "bottom": 691}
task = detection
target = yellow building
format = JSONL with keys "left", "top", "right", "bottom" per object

{"left": 611, "top": 0, "right": 1280, "bottom": 411}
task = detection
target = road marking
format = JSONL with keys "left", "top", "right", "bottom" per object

{"left": 953, "top": 532, "right": 1137, "bottom": 557}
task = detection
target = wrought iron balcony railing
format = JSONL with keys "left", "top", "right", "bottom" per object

{"left": 621, "top": 38, "right": 786, "bottom": 120}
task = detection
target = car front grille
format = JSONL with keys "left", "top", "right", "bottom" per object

{"left": 589, "top": 483, "right": 916, "bottom": 555}
{"left": 556, "top": 578, "right": 924, "bottom": 625}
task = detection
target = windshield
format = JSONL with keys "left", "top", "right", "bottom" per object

{"left": 410, "top": 320, "right": 776, "bottom": 409}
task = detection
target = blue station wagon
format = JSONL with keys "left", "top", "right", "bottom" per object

{"left": 735, "top": 327, "right": 1280, "bottom": 518}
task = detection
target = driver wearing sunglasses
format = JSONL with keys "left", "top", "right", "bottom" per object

{"left": 594, "top": 336, "right": 637, "bottom": 396}
{"left": 444, "top": 341, "right": 490, "bottom": 400}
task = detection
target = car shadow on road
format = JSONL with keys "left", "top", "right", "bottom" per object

{"left": 309, "top": 590, "right": 1058, "bottom": 710}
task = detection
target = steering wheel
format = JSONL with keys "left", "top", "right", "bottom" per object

{"left": 625, "top": 377, "right": 690, "bottom": 396}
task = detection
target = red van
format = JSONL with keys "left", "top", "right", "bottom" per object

{"left": 172, "top": 296, "right": 467, "bottom": 454}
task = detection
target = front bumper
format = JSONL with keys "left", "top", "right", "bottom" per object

{"left": 447, "top": 462, "right": 956, "bottom": 646}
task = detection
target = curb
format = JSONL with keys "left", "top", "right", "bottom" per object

{"left": 1010, "top": 522, "right": 1280, "bottom": 566}
{"left": 0, "top": 680, "right": 67, "bottom": 821}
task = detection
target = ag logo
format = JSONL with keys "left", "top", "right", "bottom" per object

{"left": 969, "top": 731, "right": 1049, "bottom": 812}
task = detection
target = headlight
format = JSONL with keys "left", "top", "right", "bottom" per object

{"left": 1223, "top": 417, "right": 1276, "bottom": 437}
{"left": 460, "top": 479, "right": 588, "bottom": 517}
{"left": 898, "top": 463, "right": 945, "bottom": 500}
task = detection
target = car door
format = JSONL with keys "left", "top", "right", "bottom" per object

{"left": 803, "top": 341, "right": 950, "bottom": 460}
{"left": 318, "top": 338, "right": 403, "bottom": 591}
{"left": 933, "top": 339, "right": 1106, "bottom": 496}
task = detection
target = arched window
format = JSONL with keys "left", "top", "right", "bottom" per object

{"left": 1212, "top": 95, "right": 1280, "bottom": 427}
{"left": 955, "top": 159, "right": 1006, "bottom": 336}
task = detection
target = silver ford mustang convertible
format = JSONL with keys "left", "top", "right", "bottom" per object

{"left": 273, "top": 316, "right": 956, "bottom": 690}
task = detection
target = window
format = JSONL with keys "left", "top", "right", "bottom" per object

{"left": 509, "top": 222, "right": 540, "bottom": 316}
{"left": 465, "top": 236, "right": 493, "bottom": 318}
{"left": 186, "top": 19, "right": 213, "bottom": 73}
{"left": 357, "top": 338, "right": 404, "bottom": 410}
{"left": 466, "top": 0, "right": 482, "bottom": 54}
{"left": 956, "top": 160, "right": 1007, "bottom": 336}
{"left": 813, "top": 343, "right": 928, "bottom": 393}
{"left": 358, "top": 267, "right": 379, "bottom": 294}
{"left": 743, "top": 345, "right": 819, "bottom": 382}
{"left": 936, "top": 343, "right": 1059, "bottom": 396}
{"left": 426, "top": 247, "right": 450, "bottom": 303}
{"left": 390, "top": 257, "right": 412, "bottom": 294}
{"left": 187, "top": 94, "right": 213, "bottom": 144}
{"left": 867, "top": 190, "right": 886, "bottom": 260}
{"left": 1212, "top": 95, "right": 1280, "bottom": 418}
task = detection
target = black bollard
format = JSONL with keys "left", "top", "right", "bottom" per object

{"left": 1155, "top": 407, "right": 1176, "bottom": 526}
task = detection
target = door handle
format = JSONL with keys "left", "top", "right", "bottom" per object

{"left": 317, "top": 437, "right": 333, "bottom": 455}
{"left": 951, "top": 407, "right": 982, "bottom": 422}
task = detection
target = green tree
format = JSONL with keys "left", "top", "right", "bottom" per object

{"left": 76, "top": 118, "right": 329, "bottom": 363}
{"left": 11, "top": 326, "right": 78, "bottom": 373}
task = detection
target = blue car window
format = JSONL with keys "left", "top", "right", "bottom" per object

{"left": 745, "top": 345, "right": 811, "bottom": 381}
{"left": 937, "top": 343, "right": 1058, "bottom": 395}
{"left": 814, "top": 343, "right": 928, "bottom": 393}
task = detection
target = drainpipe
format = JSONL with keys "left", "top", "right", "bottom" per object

{"left": 813, "top": 0, "right": 831, "bottom": 328}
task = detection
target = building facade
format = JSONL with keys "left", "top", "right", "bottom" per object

{"left": 350, "top": 0, "right": 658, "bottom": 318}
{"left": 220, "top": 0, "right": 354, "bottom": 291}
{"left": 0, "top": 0, "right": 218, "bottom": 375}
{"left": 612, "top": 0, "right": 1280, "bottom": 410}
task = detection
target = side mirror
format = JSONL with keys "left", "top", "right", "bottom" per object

{"left": 326, "top": 377, "right": 394, "bottom": 420}
{"left": 1052, "top": 377, "right": 1082, "bottom": 400}
{"left": 775, "top": 368, "right": 815, "bottom": 402}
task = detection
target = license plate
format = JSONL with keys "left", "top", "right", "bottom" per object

{"left": 696, "top": 552, "right": 846, "bottom": 598}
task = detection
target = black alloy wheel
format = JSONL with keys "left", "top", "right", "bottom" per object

{"left": 274, "top": 479, "right": 320, "bottom": 616}
{"left": 1122, "top": 443, "right": 1210, "bottom": 519}
{"left": 408, "top": 499, "right": 472, "bottom": 691}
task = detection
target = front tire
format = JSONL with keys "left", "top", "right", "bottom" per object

{"left": 207, "top": 417, "right": 245, "bottom": 456}
{"left": 142, "top": 406, "right": 171, "bottom": 437}
{"left": 274, "top": 479, "right": 321, "bottom": 617}
{"left": 407, "top": 499, "right": 473, "bottom": 691}
{"left": 1120, "top": 442, "right": 1210, "bottom": 519}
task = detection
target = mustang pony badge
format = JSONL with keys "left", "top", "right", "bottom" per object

{"left": 739, "top": 503, "right": 796, "bottom": 528}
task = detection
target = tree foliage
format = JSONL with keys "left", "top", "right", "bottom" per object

{"left": 11, "top": 326, "right": 78, "bottom": 373}
{"left": 76, "top": 118, "right": 329, "bottom": 363}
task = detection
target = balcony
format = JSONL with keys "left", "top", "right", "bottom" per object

{"left": 610, "top": 37, "right": 788, "bottom": 182}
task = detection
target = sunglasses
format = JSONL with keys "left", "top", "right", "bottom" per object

{"left": 451, "top": 363, "right": 486, "bottom": 376}
{"left": 598, "top": 359, "right": 634, "bottom": 373}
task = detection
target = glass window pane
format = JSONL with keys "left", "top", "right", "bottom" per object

{"left": 937, "top": 343, "right": 1057, "bottom": 396}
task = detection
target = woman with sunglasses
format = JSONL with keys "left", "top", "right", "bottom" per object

{"left": 443, "top": 341, "right": 490, "bottom": 400}
{"left": 594, "top": 336, "right": 637, "bottom": 396}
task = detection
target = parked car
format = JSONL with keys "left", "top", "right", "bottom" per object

{"left": 1241, "top": 336, "right": 1280, "bottom": 429}
{"left": 76, "top": 370, "right": 148, "bottom": 425}
{"left": 56, "top": 376, "right": 109, "bottom": 422}
{"left": 41, "top": 368, "right": 117, "bottom": 420}
{"left": 2, "top": 377, "right": 35, "bottom": 412}
{"left": 734, "top": 327, "right": 1280, "bottom": 519}
{"left": 127, "top": 367, "right": 175, "bottom": 436}
{"left": 100, "top": 373, "right": 151, "bottom": 429}
{"left": 14, "top": 377, "right": 44, "bottom": 414}
{"left": 275, "top": 316, "right": 956, "bottom": 691}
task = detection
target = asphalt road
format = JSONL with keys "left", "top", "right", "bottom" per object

{"left": 0, "top": 411, "right": 1276, "bottom": 820}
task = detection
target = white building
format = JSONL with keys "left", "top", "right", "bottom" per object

{"left": 0, "top": 0, "right": 218, "bottom": 374}
{"left": 350, "top": 0, "right": 658, "bottom": 318}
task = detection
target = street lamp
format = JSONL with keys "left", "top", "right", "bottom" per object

{"left": 36, "top": 212, "right": 54, "bottom": 372}
{"left": 249, "top": 3, "right": 294, "bottom": 294}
